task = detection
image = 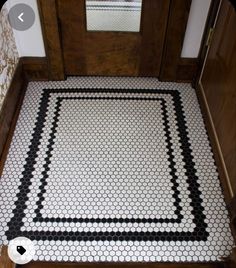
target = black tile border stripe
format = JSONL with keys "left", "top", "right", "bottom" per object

{"left": 6, "top": 88, "right": 208, "bottom": 242}
{"left": 34, "top": 96, "right": 182, "bottom": 224}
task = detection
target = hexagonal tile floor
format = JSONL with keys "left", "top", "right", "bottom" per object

{"left": 0, "top": 77, "right": 234, "bottom": 262}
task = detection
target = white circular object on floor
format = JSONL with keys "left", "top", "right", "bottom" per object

{"left": 8, "top": 237, "right": 35, "bottom": 265}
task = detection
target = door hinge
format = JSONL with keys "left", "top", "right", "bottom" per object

{"left": 206, "top": 27, "right": 214, "bottom": 47}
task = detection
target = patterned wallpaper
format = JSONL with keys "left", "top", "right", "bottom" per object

{"left": 0, "top": 5, "right": 19, "bottom": 112}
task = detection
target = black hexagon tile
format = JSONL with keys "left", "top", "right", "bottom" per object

{"left": 0, "top": 77, "right": 234, "bottom": 262}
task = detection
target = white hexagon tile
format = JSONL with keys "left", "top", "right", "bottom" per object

{"left": 0, "top": 77, "right": 234, "bottom": 262}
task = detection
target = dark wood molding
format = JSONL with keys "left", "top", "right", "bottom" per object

{"left": 37, "top": 0, "right": 65, "bottom": 80}
{"left": 176, "top": 58, "right": 198, "bottom": 83}
{"left": 160, "top": 0, "right": 221, "bottom": 84}
{"left": 193, "top": 0, "right": 221, "bottom": 87}
{"left": 22, "top": 57, "right": 49, "bottom": 81}
{"left": 0, "top": 59, "right": 28, "bottom": 175}
{"left": 228, "top": 197, "right": 236, "bottom": 238}
{"left": 159, "top": 0, "right": 192, "bottom": 81}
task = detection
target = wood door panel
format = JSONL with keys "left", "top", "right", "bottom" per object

{"left": 57, "top": 0, "right": 170, "bottom": 76}
{"left": 85, "top": 33, "right": 141, "bottom": 76}
{"left": 201, "top": 0, "right": 236, "bottom": 194}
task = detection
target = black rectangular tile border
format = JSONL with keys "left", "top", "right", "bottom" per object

{"left": 6, "top": 88, "right": 208, "bottom": 242}
{"left": 35, "top": 96, "right": 182, "bottom": 224}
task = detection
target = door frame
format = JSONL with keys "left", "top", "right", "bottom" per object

{"left": 194, "top": 0, "right": 222, "bottom": 87}
{"left": 38, "top": 0, "right": 194, "bottom": 81}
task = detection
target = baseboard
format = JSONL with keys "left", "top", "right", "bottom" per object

{"left": 176, "top": 58, "right": 198, "bottom": 83}
{"left": 160, "top": 58, "right": 198, "bottom": 83}
{"left": 21, "top": 57, "right": 49, "bottom": 81}
{"left": 228, "top": 196, "right": 236, "bottom": 239}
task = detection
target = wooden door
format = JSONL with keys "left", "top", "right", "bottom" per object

{"left": 199, "top": 0, "right": 236, "bottom": 195}
{"left": 57, "top": 0, "right": 170, "bottom": 76}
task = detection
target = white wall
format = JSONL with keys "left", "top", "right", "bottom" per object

{"left": 181, "top": 0, "right": 212, "bottom": 58}
{"left": 4, "top": 0, "right": 211, "bottom": 59}
{"left": 5, "top": 0, "right": 45, "bottom": 57}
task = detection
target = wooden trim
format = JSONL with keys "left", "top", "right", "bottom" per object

{"left": 228, "top": 197, "right": 236, "bottom": 238}
{"left": 193, "top": 0, "right": 221, "bottom": 87}
{"left": 22, "top": 57, "right": 49, "bottom": 81}
{"left": 37, "top": 0, "right": 65, "bottom": 80}
{"left": 0, "top": 246, "right": 15, "bottom": 268}
{"left": 176, "top": 58, "right": 198, "bottom": 83}
{"left": 0, "top": 59, "right": 28, "bottom": 175}
{"left": 159, "top": 0, "right": 192, "bottom": 81}
{"left": 159, "top": 0, "right": 220, "bottom": 83}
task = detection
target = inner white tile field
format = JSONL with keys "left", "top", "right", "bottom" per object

{"left": 42, "top": 99, "right": 176, "bottom": 219}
